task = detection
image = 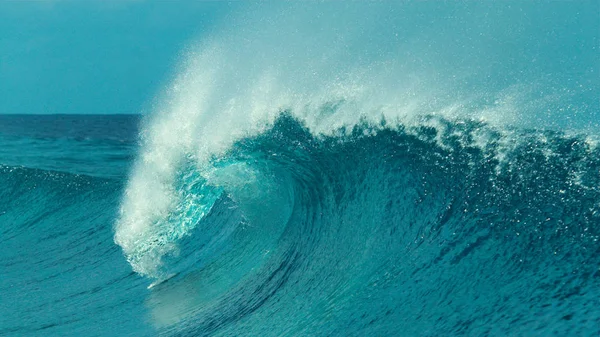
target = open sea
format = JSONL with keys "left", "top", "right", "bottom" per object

{"left": 1, "top": 2, "right": 599, "bottom": 336}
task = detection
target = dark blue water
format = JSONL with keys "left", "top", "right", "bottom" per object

{"left": 1, "top": 113, "right": 599, "bottom": 336}
{"left": 0, "top": 115, "right": 139, "bottom": 178}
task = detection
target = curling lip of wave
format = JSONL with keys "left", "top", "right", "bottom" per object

{"left": 115, "top": 110, "right": 600, "bottom": 280}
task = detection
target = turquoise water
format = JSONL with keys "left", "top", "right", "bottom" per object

{"left": 1, "top": 2, "right": 599, "bottom": 336}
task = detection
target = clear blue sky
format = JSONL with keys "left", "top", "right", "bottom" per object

{"left": 0, "top": 1, "right": 232, "bottom": 114}
{"left": 1, "top": 1, "right": 597, "bottom": 124}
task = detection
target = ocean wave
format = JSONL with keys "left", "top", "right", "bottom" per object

{"left": 109, "top": 2, "right": 599, "bottom": 335}
{"left": 3, "top": 2, "right": 598, "bottom": 336}
{"left": 115, "top": 113, "right": 599, "bottom": 335}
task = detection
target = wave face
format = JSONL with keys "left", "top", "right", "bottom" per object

{"left": 116, "top": 114, "right": 600, "bottom": 336}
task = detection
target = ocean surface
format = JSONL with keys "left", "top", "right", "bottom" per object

{"left": 1, "top": 2, "right": 599, "bottom": 337}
